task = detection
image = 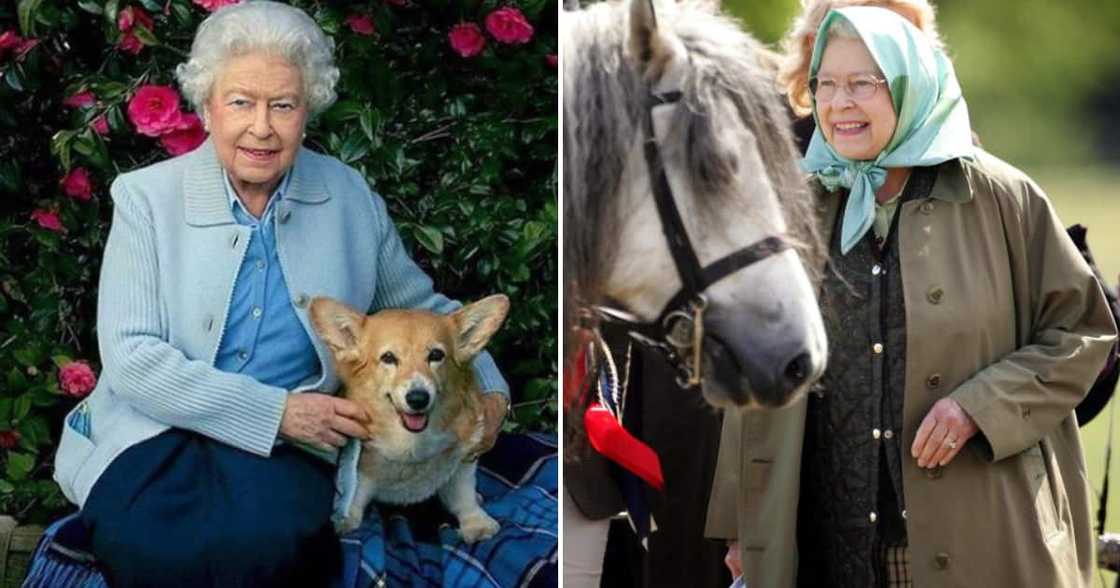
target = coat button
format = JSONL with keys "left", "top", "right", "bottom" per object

{"left": 901, "top": 509, "right": 908, "bottom": 520}
{"left": 1022, "top": 407, "right": 1031, "bottom": 419}
{"left": 872, "top": 343, "right": 884, "bottom": 354}
{"left": 934, "top": 552, "right": 951, "bottom": 569}
{"left": 873, "top": 428, "right": 882, "bottom": 440}
{"left": 868, "top": 512, "right": 878, "bottom": 523}
{"left": 872, "top": 264, "right": 882, "bottom": 276}
{"left": 927, "top": 287, "right": 944, "bottom": 304}
{"left": 926, "top": 466, "right": 944, "bottom": 479}
{"left": 920, "top": 201, "right": 935, "bottom": 215}
{"left": 926, "top": 374, "right": 942, "bottom": 389}
{"left": 883, "top": 429, "right": 894, "bottom": 440}
{"left": 294, "top": 294, "right": 309, "bottom": 308}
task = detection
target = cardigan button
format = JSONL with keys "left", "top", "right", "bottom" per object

{"left": 927, "top": 287, "right": 944, "bottom": 304}
{"left": 926, "top": 374, "right": 942, "bottom": 389}
{"left": 934, "top": 552, "right": 951, "bottom": 569}
{"left": 920, "top": 201, "right": 935, "bottom": 215}
{"left": 294, "top": 294, "right": 309, "bottom": 308}
{"left": 926, "top": 466, "right": 944, "bottom": 480}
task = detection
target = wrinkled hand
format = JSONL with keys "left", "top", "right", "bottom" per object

{"left": 725, "top": 540, "right": 742, "bottom": 579}
{"left": 465, "top": 393, "right": 509, "bottom": 462}
{"left": 280, "top": 392, "right": 371, "bottom": 452}
{"left": 911, "top": 397, "right": 979, "bottom": 468}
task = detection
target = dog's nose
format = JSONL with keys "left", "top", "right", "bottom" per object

{"left": 405, "top": 389, "right": 431, "bottom": 411}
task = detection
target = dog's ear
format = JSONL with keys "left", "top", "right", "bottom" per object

{"left": 309, "top": 297, "right": 364, "bottom": 363}
{"left": 451, "top": 294, "right": 510, "bottom": 363}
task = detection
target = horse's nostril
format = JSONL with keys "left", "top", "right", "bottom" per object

{"left": 784, "top": 353, "right": 811, "bottom": 385}
{"left": 405, "top": 389, "right": 430, "bottom": 410}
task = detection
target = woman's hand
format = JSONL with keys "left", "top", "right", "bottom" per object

{"left": 465, "top": 393, "right": 509, "bottom": 462}
{"left": 724, "top": 540, "right": 742, "bottom": 579}
{"left": 280, "top": 392, "right": 372, "bottom": 451}
{"left": 911, "top": 397, "right": 979, "bottom": 468}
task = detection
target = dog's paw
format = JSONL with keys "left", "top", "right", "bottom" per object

{"left": 337, "top": 511, "right": 364, "bottom": 535}
{"left": 458, "top": 512, "right": 500, "bottom": 544}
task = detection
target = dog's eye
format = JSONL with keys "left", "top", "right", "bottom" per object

{"left": 427, "top": 348, "right": 445, "bottom": 363}
{"left": 379, "top": 352, "right": 398, "bottom": 366}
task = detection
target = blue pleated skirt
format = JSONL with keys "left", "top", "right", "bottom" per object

{"left": 77, "top": 429, "right": 340, "bottom": 588}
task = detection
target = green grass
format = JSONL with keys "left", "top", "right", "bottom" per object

{"left": 1031, "top": 165, "right": 1120, "bottom": 587}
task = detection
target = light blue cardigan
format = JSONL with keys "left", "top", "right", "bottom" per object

{"left": 54, "top": 139, "right": 508, "bottom": 521}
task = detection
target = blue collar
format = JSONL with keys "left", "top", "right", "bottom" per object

{"left": 223, "top": 169, "right": 292, "bottom": 223}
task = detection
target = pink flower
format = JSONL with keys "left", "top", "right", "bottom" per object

{"left": 546, "top": 53, "right": 557, "bottom": 68}
{"left": 192, "top": 0, "right": 240, "bottom": 12}
{"left": 12, "top": 37, "right": 38, "bottom": 60}
{"left": 118, "top": 33, "right": 143, "bottom": 55}
{"left": 449, "top": 23, "right": 486, "bottom": 58}
{"left": 59, "top": 361, "right": 97, "bottom": 398}
{"left": 0, "top": 30, "right": 20, "bottom": 61}
{"left": 122, "top": 6, "right": 154, "bottom": 31}
{"left": 64, "top": 90, "right": 97, "bottom": 109}
{"left": 91, "top": 114, "right": 110, "bottom": 135}
{"left": 31, "top": 209, "right": 64, "bottom": 233}
{"left": 61, "top": 167, "right": 93, "bottom": 201}
{"left": 345, "top": 14, "right": 375, "bottom": 36}
{"left": 128, "top": 85, "right": 183, "bottom": 137}
{"left": 485, "top": 6, "right": 533, "bottom": 45}
{"left": 0, "top": 431, "right": 20, "bottom": 450}
{"left": 159, "top": 113, "right": 207, "bottom": 156}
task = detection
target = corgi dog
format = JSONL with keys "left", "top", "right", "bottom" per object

{"left": 309, "top": 294, "right": 510, "bottom": 543}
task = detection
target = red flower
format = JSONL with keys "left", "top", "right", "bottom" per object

{"left": 193, "top": 0, "right": 241, "bottom": 12}
{"left": 128, "top": 85, "right": 184, "bottom": 137}
{"left": 485, "top": 6, "right": 533, "bottom": 45}
{"left": 546, "top": 53, "right": 557, "bottom": 68}
{"left": 64, "top": 90, "right": 97, "bottom": 109}
{"left": 160, "top": 113, "right": 207, "bottom": 156}
{"left": 119, "top": 33, "right": 144, "bottom": 55}
{"left": 0, "top": 30, "right": 20, "bottom": 61}
{"left": 345, "top": 14, "right": 375, "bottom": 36}
{"left": 449, "top": 23, "right": 486, "bottom": 58}
{"left": 0, "top": 431, "right": 20, "bottom": 450}
{"left": 59, "top": 361, "right": 97, "bottom": 398}
{"left": 91, "top": 115, "right": 110, "bottom": 136}
{"left": 31, "top": 209, "right": 64, "bottom": 233}
{"left": 62, "top": 167, "right": 93, "bottom": 201}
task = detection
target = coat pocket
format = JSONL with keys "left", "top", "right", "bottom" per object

{"left": 1021, "top": 444, "right": 1063, "bottom": 543}
{"left": 54, "top": 403, "right": 97, "bottom": 504}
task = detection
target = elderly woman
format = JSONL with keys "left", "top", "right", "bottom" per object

{"left": 709, "top": 6, "right": 1116, "bottom": 588}
{"left": 52, "top": 2, "right": 508, "bottom": 586}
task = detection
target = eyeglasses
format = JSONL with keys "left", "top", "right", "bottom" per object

{"left": 809, "top": 74, "right": 887, "bottom": 102}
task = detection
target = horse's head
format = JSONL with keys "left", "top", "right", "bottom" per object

{"left": 564, "top": 0, "right": 828, "bottom": 409}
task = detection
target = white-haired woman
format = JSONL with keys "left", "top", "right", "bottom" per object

{"left": 52, "top": 2, "right": 509, "bottom": 586}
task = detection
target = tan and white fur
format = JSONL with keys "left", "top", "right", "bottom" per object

{"left": 310, "top": 295, "right": 510, "bottom": 543}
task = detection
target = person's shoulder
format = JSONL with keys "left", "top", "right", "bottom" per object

{"left": 958, "top": 148, "right": 1049, "bottom": 210}
{"left": 109, "top": 149, "right": 198, "bottom": 209}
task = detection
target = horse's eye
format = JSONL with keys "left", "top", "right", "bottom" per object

{"left": 428, "top": 348, "right": 445, "bottom": 362}
{"left": 380, "top": 352, "right": 398, "bottom": 365}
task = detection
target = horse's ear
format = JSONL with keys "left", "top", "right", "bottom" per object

{"left": 628, "top": 0, "right": 679, "bottom": 81}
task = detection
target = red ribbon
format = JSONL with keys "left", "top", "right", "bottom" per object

{"left": 584, "top": 402, "right": 665, "bottom": 491}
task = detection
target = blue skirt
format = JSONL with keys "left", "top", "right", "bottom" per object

{"left": 78, "top": 429, "right": 340, "bottom": 588}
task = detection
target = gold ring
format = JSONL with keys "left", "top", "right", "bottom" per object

{"left": 944, "top": 438, "right": 958, "bottom": 450}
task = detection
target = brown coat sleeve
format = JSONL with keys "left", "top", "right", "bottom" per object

{"left": 950, "top": 170, "right": 1118, "bottom": 462}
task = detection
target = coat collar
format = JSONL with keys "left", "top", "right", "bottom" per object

{"left": 183, "top": 138, "right": 329, "bottom": 227}
{"left": 926, "top": 157, "right": 975, "bottom": 203}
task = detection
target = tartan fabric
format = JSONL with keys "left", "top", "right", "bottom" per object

{"left": 337, "top": 433, "right": 558, "bottom": 588}
{"left": 882, "top": 545, "right": 912, "bottom": 588}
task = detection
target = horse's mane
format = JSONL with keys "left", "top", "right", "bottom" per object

{"left": 563, "top": 1, "right": 824, "bottom": 357}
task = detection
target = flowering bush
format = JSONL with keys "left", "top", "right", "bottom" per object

{"left": 0, "top": 0, "right": 556, "bottom": 524}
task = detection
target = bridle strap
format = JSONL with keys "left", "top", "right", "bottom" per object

{"left": 642, "top": 90, "right": 705, "bottom": 295}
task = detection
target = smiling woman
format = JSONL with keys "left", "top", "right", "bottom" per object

{"left": 47, "top": 2, "right": 511, "bottom": 587}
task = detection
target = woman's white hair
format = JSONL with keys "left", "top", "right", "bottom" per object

{"left": 175, "top": 0, "right": 339, "bottom": 118}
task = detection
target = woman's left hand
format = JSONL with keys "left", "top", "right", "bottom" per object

{"left": 466, "top": 393, "right": 509, "bottom": 462}
{"left": 911, "top": 397, "right": 979, "bottom": 468}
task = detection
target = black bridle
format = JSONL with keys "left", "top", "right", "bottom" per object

{"left": 591, "top": 89, "right": 791, "bottom": 389}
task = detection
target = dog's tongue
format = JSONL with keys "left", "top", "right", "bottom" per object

{"left": 402, "top": 413, "right": 428, "bottom": 432}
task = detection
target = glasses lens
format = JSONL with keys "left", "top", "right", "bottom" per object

{"left": 850, "top": 76, "right": 880, "bottom": 100}
{"left": 811, "top": 78, "right": 836, "bottom": 101}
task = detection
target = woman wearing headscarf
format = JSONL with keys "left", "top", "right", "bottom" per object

{"left": 51, "top": 2, "right": 509, "bottom": 586}
{"left": 710, "top": 7, "right": 1116, "bottom": 587}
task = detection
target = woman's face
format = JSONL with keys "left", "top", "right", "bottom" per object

{"left": 206, "top": 52, "right": 307, "bottom": 196}
{"left": 815, "top": 37, "right": 897, "bottom": 161}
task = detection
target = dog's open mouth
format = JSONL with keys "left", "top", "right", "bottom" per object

{"left": 390, "top": 395, "right": 430, "bottom": 433}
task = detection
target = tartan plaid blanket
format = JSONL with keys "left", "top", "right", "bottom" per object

{"left": 335, "top": 432, "right": 558, "bottom": 588}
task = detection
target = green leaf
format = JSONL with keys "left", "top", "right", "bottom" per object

{"left": 17, "top": 0, "right": 44, "bottom": 36}
{"left": 6, "top": 452, "right": 35, "bottom": 481}
{"left": 131, "top": 24, "right": 159, "bottom": 47}
{"left": 18, "top": 416, "right": 50, "bottom": 448}
{"left": 13, "top": 345, "right": 44, "bottom": 368}
{"left": 138, "top": 0, "right": 162, "bottom": 12}
{"left": 413, "top": 226, "right": 444, "bottom": 254}
{"left": 77, "top": 1, "right": 104, "bottom": 15}
{"left": 12, "top": 394, "right": 32, "bottom": 422}
{"left": 4, "top": 67, "right": 24, "bottom": 92}
{"left": 105, "top": 0, "right": 120, "bottom": 27}
{"left": 0, "top": 398, "right": 12, "bottom": 423}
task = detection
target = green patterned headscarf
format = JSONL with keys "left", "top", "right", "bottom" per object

{"left": 800, "top": 6, "right": 974, "bottom": 254}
